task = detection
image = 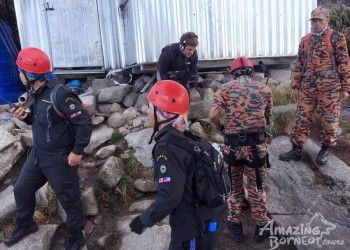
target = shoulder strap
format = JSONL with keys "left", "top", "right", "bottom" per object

{"left": 330, "top": 29, "right": 339, "bottom": 52}
{"left": 155, "top": 134, "right": 202, "bottom": 159}
{"left": 325, "top": 28, "right": 335, "bottom": 53}
{"left": 303, "top": 33, "right": 312, "bottom": 54}
{"left": 50, "top": 82, "right": 66, "bottom": 118}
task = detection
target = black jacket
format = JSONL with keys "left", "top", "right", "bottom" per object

{"left": 157, "top": 43, "right": 198, "bottom": 85}
{"left": 24, "top": 80, "right": 92, "bottom": 166}
{"left": 140, "top": 124, "right": 201, "bottom": 242}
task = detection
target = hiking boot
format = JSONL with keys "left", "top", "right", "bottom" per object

{"left": 279, "top": 146, "right": 302, "bottom": 161}
{"left": 3, "top": 223, "right": 39, "bottom": 246}
{"left": 254, "top": 223, "right": 270, "bottom": 243}
{"left": 228, "top": 222, "right": 244, "bottom": 242}
{"left": 316, "top": 144, "right": 330, "bottom": 165}
{"left": 65, "top": 233, "right": 86, "bottom": 250}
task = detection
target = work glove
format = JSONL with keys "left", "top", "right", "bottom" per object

{"left": 129, "top": 215, "right": 145, "bottom": 235}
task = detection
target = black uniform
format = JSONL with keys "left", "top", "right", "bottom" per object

{"left": 13, "top": 80, "right": 92, "bottom": 235}
{"left": 157, "top": 43, "right": 198, "bottom": 88}
{"left": 140, "top": 125, "right": 225, "bottom": 250}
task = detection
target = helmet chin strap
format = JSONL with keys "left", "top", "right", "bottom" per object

{"left": 148, "top": 106, "right": 179, "bottom": 144}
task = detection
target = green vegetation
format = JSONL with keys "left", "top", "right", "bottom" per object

{"left": 273, "top": 111, "right": 296, "bottom": 136}
{"left": 328, "top": 3, "right": 350, "bottom": 56}
{"left": 111, "top": 130, "right": 123, "bottom": 144}
{"left": 270, "top": 85, "right": 293, "bottom": 106}
{"left": 43, "top": 189, "right": 57, "bottom": 216}
{"left": 339, "top": 118, "right": 350, "bottom": 133}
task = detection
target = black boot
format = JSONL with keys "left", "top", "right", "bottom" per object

{"left": 3, "top": 222, "right": 39, "bottom": 247}
{"left": 65, "top": 230, "right": 86, "bottom": 250}
{"left": 316, "top": 144, "right": 330, "bottom": 165}
{"left": 279, "top": 146, "right": 302, "bottom": 161}
{"left": 254, "top": 223, "right": 270, "bottom": 243}
{"left": 228, "top": 222, "right": 244, "bottom": 242}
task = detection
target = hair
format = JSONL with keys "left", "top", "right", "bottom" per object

{"left": 179, "top": 32, "right": 199, "bottom": 47}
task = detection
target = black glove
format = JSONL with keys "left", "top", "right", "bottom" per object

{"left": 129, "top": 215, "right": 145, "bottom": 235}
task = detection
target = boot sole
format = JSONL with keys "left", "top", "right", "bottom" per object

{"left": 279, "top": 156, "right": 301, "bottom": 162}
{"left": 4, "top": 224, "right": 39, "bottom": 247}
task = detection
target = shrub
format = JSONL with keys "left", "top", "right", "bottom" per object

{"left": 328, "top": 3, "right": 350, "bottom": 56}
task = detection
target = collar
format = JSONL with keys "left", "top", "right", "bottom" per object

{"left": 154, "top": 124, "right": 178, "bottom": 142}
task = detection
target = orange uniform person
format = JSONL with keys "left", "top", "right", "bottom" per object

{"left": 279, "top": 6, "right": 350, "bottom": 165}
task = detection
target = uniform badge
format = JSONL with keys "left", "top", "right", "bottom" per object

{"left": 69, "top": 104, "right": 75, "bottom": 110}
{"left": 160, "top": 165, "right": 167, "bottom": 174}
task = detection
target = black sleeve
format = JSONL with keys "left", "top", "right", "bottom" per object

{"left": 140, "top": 143, "right": 187, "bottom": 227}
{"left": 56, "top": 89, "right": 92, "bottom": 154}
{"left": 157, "top": 45, "right": 177, "bottom": 80}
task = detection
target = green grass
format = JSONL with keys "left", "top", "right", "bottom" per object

{"left": 111, "top": 130, "right": 123, "bottom": 144}
{"left": 43, "top": 189, "right": 57, "bottom": 216}
{"left": 270, "top": 85, "right": 293, "bottom": 106}
{"left": 273, "top": 111, "right": 296, "bottom": 136}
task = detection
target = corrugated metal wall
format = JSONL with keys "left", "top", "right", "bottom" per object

{"left": 14, "top": 0, "right": 317, "bottom": 71}
{"left": 123, "top": 0, "right": 317, "bottom": 66}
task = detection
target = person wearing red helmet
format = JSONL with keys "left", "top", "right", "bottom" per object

{"left": 129, "top": 80, "right": 225, "bottom": 249}
{"left": 4, "top": 47, "right": 92, "bottom": 250}
{"left": 209, "top": 57, "right": 273, "bottom": 243}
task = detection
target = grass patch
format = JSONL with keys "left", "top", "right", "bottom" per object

{"left": 273, "top": 111, "right": 296, "bottom": 136}
{"left": 271, "top": 85, "right": 293, "bottom": 106}
{"left": 339, "top": 118, "right": 350, "bottom": 133}
{"left": 124, "top": 150, "right": 153, "bottom": 180}
{"left": 0, "top": 218, "right": 16, "bottom": 243}
{"left": 116, "top": 176, "right": 133, "bottom": 204}
{"left": 111, "top": 130, "right": 123, "bottom": 144}
{"left": 42, "top": 189, "right": 57, "bottom": 217}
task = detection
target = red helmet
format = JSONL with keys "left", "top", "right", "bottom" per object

{"left": 147, "top": 80, "right": 189, "bottom": 114}
{"left": 230, "top": 56, "right": 254, "bottom": 73}
{"left": 16, "top": 47, "right": 51, "bottom": 74}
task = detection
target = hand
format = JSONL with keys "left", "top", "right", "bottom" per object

{"left": 130, "top": 216, "right": 145, "bottom": 235}
{"left": 341, "top": 90, "right": 349, "bottom": 101}
{"left": 292, "top": 89, "right": 299, "bottom": 103}
{"left": 68, "top": 152, "right": 82, "bottom": 167}
{"left": 11, "top": 105, "right": 28, "bottom": 120}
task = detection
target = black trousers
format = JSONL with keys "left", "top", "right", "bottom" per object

{"left": 13, "top": 149, "right": 85, "bottom": 234}
{"left": 169, "top": 205, "right": 227, "bottom": 250}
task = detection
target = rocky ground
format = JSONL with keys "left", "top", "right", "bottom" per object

{"left": 0, "top": 70, "right": 350, "bottom": 250}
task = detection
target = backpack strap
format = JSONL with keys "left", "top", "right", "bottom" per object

{"left": 46, "top": 80, "right": 79, "bottom": 141}
{"left": 302, "top": 29, "right": 339, "bottom": 74}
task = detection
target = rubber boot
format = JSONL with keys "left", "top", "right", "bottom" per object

{"left": 65, "top": 230, "right": 86, "bottom": 250}
{"left": 4, "top": 222, "right": 39, "bottom": 247}
{"left": 316, "top": 144, "right": 330, "bottom": 165}
{"left": 228, "top": 222, "right": 244, "bottom": 242}
{"left": 279, "top": 145, "right": 302, "bottom": 161}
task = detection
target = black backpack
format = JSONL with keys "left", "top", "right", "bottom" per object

{"left": 157, "top": 130, "right": 231, "bottom": 208}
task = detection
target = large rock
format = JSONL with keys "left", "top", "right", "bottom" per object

{"left": 124, "top": 128, "right": 155, "bottom": 168}
{"left": 0, "top": 224, "right": 58, "bottom": 250}
{"left": 84, "top": 124, "right": 114, "bottom": 155}
{"left": 0, "top": 186, "right": 15, "bottom": 229}
{"left": 116, "top": 215, "right": 170, "bottom": 250}
{"left": 98, "top": 85, "right": 132, "bottom": 104}
{"left": 266, "top": 136, "right": 350, "bottom": 249}
{"left": 0, "top": 127, "right": 24, "bottom": 182}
